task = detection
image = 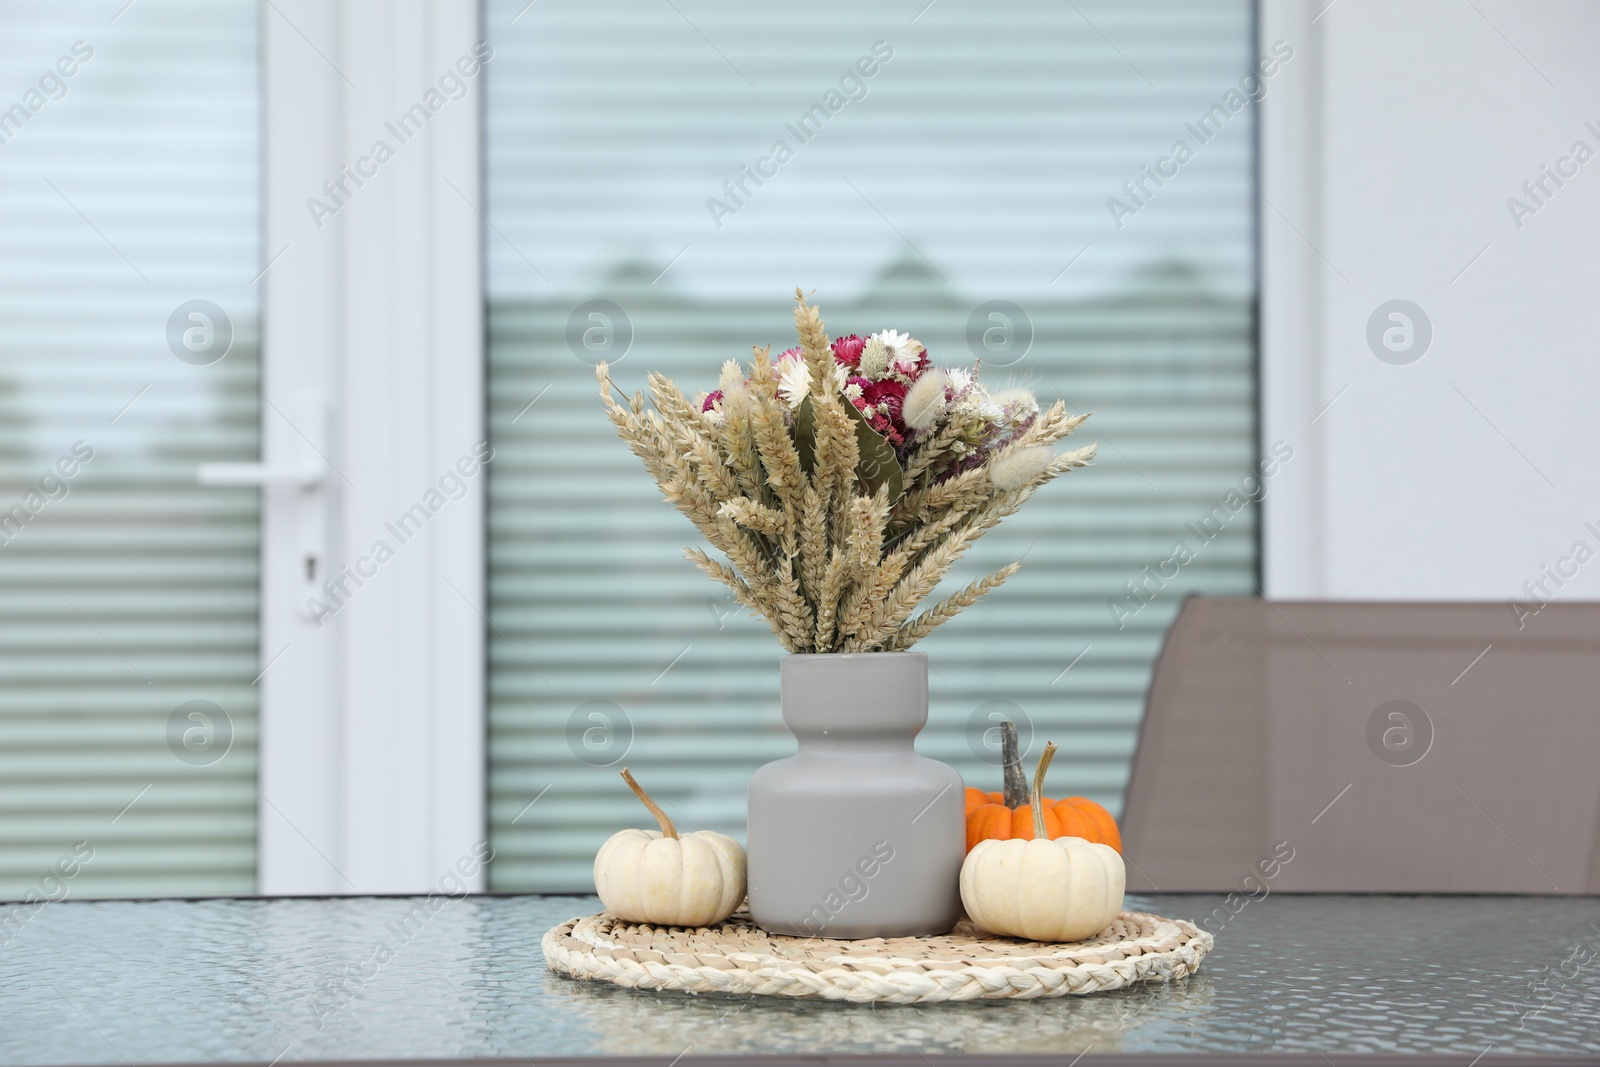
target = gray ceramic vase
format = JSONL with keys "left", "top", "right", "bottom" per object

{"left": 746, "top": 651, "right": 965, "bottom": 938}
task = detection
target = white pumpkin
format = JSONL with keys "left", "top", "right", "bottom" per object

{"left": 959, "top": 742, "right": 1125, "bottom": 942}
{"left": 594, "top": 769, "right": 746, "bottom": 927}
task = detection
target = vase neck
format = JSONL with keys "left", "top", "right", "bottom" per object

{"left": 788, "top": 723, "right": 921, "bottom": 755}
{"left": 779, "top": 652, "right": 929, "bottom": 743}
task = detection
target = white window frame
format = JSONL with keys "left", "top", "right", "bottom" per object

{"left": 255, "top": 0, "right": 485, "bottom": 894}
{"left": 1258, "top": 0, "right": 1326, "bottom": 598}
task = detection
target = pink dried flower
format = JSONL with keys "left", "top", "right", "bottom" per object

{"left": 891, "top": 348, "right": 929, "bottom": 381}
{"left": 831, "top": 334, "right": 865, "bottom": 367}
{"left": 701, "top": 390, "right": 724, "bottom": 413}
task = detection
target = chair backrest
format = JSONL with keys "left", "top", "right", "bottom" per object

{"left": 1121, "top": 596, "right": 1600, "bottom": 893}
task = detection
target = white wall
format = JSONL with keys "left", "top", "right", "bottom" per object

{"left": 1261, "top": 0, "right": 1600, "bottom": 603}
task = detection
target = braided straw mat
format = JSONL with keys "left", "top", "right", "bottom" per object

{"left": 542, "top": 909, "right": 1213, "bottom": 1004}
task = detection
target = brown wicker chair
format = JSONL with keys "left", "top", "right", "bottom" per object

{"left": 1120, "top": 596, "right": 1600, "bottom": 893}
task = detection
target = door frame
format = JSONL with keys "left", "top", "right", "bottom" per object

{"left": 257, "top": 0, "right": 485, "bottom": 894}
{"left": 1258, "top": 0, "right": 1326, "bottom": 598}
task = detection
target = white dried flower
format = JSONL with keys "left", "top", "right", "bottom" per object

{"left": 871, "top": 329, "right": 923, "bottom": 361}
{"left": 776, "top": 357, "right": 811, "bottom": 409}
{"left": 902, "top": 370, "right": 949, "bottom": 432}
{"left": 954, "top": 382, "right": 1003, "bottom": 424}
{"left": 989, "top": 445, "right": 1055, "bottom": 490}
{"left": 989, "top": 387, "right": 1040, "bottom": 421}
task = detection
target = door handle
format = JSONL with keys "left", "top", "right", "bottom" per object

{"left": 196, "top": 392, "right": 333, "bottom": 623}
{"left": 197, "top": 461, "right": 324, "bottom": 488}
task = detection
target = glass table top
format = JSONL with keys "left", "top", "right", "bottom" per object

{"left": 0, "top": 893, "right": 1597, "bottom": 1063}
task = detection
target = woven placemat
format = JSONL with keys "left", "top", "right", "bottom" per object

{"left": 542, "top": 909, "right": 1213, "bottom": 1003}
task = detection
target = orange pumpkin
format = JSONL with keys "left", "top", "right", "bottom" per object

{"left": 963, "top": 721, "right": 1121, "bottom": 854}
{"left": 964, "top": 787, "right": 1000, "bottom": 816}
{"left": 1052, "top": 795, "right": 1122, "bottom": 853}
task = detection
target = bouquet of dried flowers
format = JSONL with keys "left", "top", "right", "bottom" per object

{"left": 597, "top": 291, "right": 1095, "bottom": 654}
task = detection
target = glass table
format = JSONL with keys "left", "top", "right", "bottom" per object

{"left": 1, "top": 893, "right": 1596, "bottom": 1064}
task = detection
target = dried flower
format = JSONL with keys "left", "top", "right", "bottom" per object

{"left": 857, "top": 337, "right": 890, "bottom": 379}
{"left": 871, "top": 329, "right": 923, "bottom": 364}
{"left": 903, "top": 370, "right": 948, "bottom": 431}
{"left": 775, "top": 351, "right": 810, "bottom": 409}
{"left": 989, "top": 444, "right": 1055, "bottom": 490}
{"left": 989, "top": 387, "right": 1040, "bottom": 421}
{"left": 831, "top": 334, "right": 865, "bottom": 367}
{"left": 596, "top": 293, "right": 1096, "bottom": 654}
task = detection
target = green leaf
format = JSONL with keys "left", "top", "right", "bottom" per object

{"left": 794, "top": 391, "right": 905, "bottom": 500}
{"left": 841, "top": 397, "right": 904, "bottom": 501}
{"left": 794, "top": 397, "right": 817, "bottom": 474}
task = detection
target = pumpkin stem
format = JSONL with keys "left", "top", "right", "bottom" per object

{"left": 620, "top": 768, "right": 678, "bottom": 839}
{"left": 1031, "top": 742, "right": 1058, "bottom": 840}
{"left": 1000, "top": 720, "right": 1029, "bottom": 809}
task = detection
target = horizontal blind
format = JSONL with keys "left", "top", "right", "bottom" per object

{"left": 0, "top": 1, "right": 259, "bottom": 900}
{"left": 485, "top": 0, "right": 1256, "bottom": 890}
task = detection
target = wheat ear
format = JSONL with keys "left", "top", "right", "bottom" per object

{"left": 880, "top": 562, "right": 1022, "bottom": 651}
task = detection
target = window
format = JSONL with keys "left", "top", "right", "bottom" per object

{"left": 0, "top": 1, "right": 260, "bottom": 898}
{"left": 483, "top": 0, "right": 1257, "bottom": 889}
